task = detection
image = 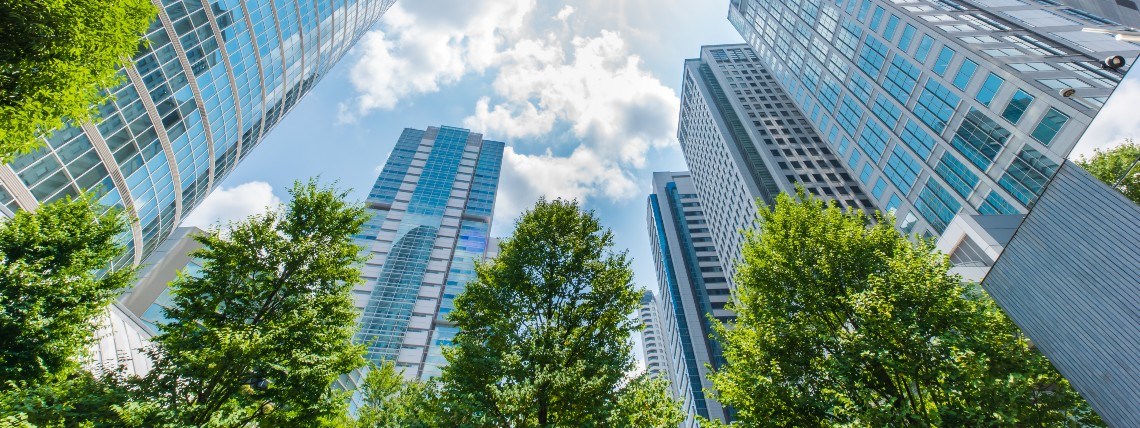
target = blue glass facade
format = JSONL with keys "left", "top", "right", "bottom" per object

{"left": 646, "top": 172, "right": 732, "bottom": 426}
{"left": 353, "top": 126, "right": 503, "bottom": 379}
{"left": 0, "top": 0, "right": 395, "bottom": 266}
{"left": 728, "top": 0, "right": 1138, "bottom": 235}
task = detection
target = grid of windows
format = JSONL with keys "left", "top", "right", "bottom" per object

{"left": 915, "top": 178, "right": 961, "bottom": 233}
{"left": 951, "top": 108, "right": 1011, "bottom": 169}
{"left": 883, "top": 55, "right": 922, "bottom": 104}
{"left": 884, "top": 146, "right": 922, "bottom": 194}
{"left": 913, "top": 80, "right": 961, "bottom": 133}
{"left": 935, "top": 153, "right": 980, "bottom": 197}
{"left": 999, "top": 146, "right": 1059, "bottom": 204}
{"left": 1031, "top": 107, "right": 1070, "bottom": 145}
{"left": 1001, "top": 90, "right": 1035, "bottom": 124}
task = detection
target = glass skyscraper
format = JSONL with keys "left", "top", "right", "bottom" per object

{"left": 646, "top": 171, "right": 733, "bottom": 426}
{"left": 353, "top": 126, "right": 504, "bottom": 380}
{"left": 0, "top": 0, "right": 395, "bottom": 267}
{"left": 679, "top": 44, "right": 872, "bottom": 284}
{"left": 727, "top": 0, "right": 1139, "bottom": 238}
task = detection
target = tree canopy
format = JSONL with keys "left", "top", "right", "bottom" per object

{"left": 137, "top": 180, "right": 370, "bottom": 426}
{"left": 706, "top": 190, "right": 1102, "bottom": 427}
{"left": 0, "top": 0, "right": 156, "bottom": 161}
{"left": 1077, "top": 140, "right": 1140, "bottom": 204}
{"left": 0, "top": 193, "right": 133, "bottom": 387}
{"left": 434, "top": 198, "right": 682, "bottom": 427}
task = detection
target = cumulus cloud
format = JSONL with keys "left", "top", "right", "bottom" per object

{"left": 344, "top": 1, "right": 681, "bottom": 229}
{"left": 339, "top": 0, "right": 535, "bottom": 121}
{"left": 493, "top": 146, "right": 639, "bottom": 232}
{"left": 181, "top": 181, "right": 282, "bottom": 229}
{"left": 466, "top": 31, "right": 679, "bottom": 166}
{"left": 555, "top": 5, "right": 575, "bottom": 21}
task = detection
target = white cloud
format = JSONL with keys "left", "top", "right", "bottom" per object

{"left": 344, "top": 1, "right": 681, "bottom": 229}
{"left": 493, "top": 146, "right": 638, "bottom": 233}
{"left": 339, "top": 0, "right": 535, "bottom": 121}
{"left": 555, "top": 5, "right": 575, "bottom": 21}
{"left": 1070, "top": 76, "right": 1140, "bottom": 160}
{"left": 469, "top": 30, "right": 679, "bottom": 167}
{"left": 181, "top": 182, "right": 282, "bottom": 229}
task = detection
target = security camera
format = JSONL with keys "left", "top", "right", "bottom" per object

{"left": 1103, "top": 55, "right": 1126, "bottom": 70}
{"left": 1060, "top": 88, "right": 1077, "bottom": 98}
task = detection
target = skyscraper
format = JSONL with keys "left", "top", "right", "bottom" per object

{"left": 638, "top": 292, "right": 670, "bottom": 380}
{"left": 0, "top": 0, "right": 395, "bottom": 267}
{"left": 354, "top": 126, "right": 504, "bottom": 380}
{"left": 647, "top": 171, "right": 732, "bottom": 425}
{"left": 727, "top": 0, "right": 1139, "bottom": 238}
{"left": 679, "top": 44, "right": 873, "bottom": 284}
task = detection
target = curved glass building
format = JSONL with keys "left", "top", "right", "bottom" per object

{"left": 0, "top": 0, "right": 395, "bottom": 266}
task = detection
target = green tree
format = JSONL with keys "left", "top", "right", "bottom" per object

{"left": 434, "top": 198, "right": 682, "bottom": 428}
{"left": 707, "top": 190, "right": 1102, "bottom": 427}
{"left": 0, "top": 194, "right": 133, "bottom": 387}
{"left": 139, "top": 180, "right": 369, "bottom": 427}
{"left": 1, "top": 0, "right": 156, "bottom": 162}
{"left": 354, "top": 361, "right": 437, "bottom": 428}
{"left": 1076, "top": 140, "right": 1140, "bottom": 204}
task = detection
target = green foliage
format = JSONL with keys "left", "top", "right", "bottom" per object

{"left": 707, "top": 190, "right": 1102, "bottom": 427}
{"left": 434, "top": 198, "right": 682, "bottom": 427}
{"left": 606, "top": 375, "right": 685, "bottom": 428}
{"left": 354, "top": 362, "right": 437, "bottom": 428}
{"left": 0, "top": 0, "right": 156, "bottom": 162}
{"left": 1076, "top": 140, "right": 1140, "bottom": 204}
{"left": 0, "top": 370, "right": 134, "bottom": 427}
{"left": 0, "top": 194, "right": 133, "bottom": 387}
{"left": 138, "top": 180, "right": 369, "bottom": 427}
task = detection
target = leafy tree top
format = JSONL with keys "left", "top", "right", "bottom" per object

{"left": 1, "top": 0, "right": 157, "bottom": 162}
{"left": 0, "top": 194, "right": 133, "bottom": 387}
{"left": 1076, "top": 140, "right": 1140, "bottom": 204}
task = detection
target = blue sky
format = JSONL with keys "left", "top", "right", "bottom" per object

{"left": 182, "top": 0, "right": 743, "bottom": 294}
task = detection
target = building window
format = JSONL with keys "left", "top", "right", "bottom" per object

{"left": 978, "top": 191, "right": 1018, "bottom": 214}
{"left": 857, "top": 36, "right": 890, "bottom": 78}
{"left": 901, "top": 120, "right": 936, "bottom": 159}
{"left": 915, "top": 178, "right": 961, "bottom": 234}
{"left": 934, "top": 152, "right": 980, "bottom": 198}
{"left": 883, "top": 14, "right": 900, "bottom": 41}
{"left": 872, "top": 178, "right": 887, "bottom": 198}
{"left": 975, "top": 72, "right": 1004, "bottom": 106}
{"left": 884, "top": 145, "right": 922, "bottom": 194}
{"left": 837, "top": 95, "right": 863, "bottom": 134}
{"left": 913, "top": 80, "right": 961, "bottom": 133}
{"left": 898, "top": 24, "right": 917, "bottom": 51}
{"left": 998, "top": 146, "right": 1059, "bottom": 204}
{"left": 953, "top": 59, "right": 978, "bottom": 90}
{"left": 932, "top": 46, "right": 955, "bottom": 76}
{"left": 1001, "top": 89, "right": 1034, "bottom": 124}
{"left": 858, "top": 120, "right": 891, "bottom": 161}
{"left": 883, "top": 55, "right": 921, "bottom": 104}
{"left": 872, "top": 94, "right": 902, "bottom": 127}
{"left": 914, "top": 35, "right": 935, "bottom": 62}
{"left": 1030, "top": 108, "right": 1069, "bottom": 145}
{"left": 951, "top": 108, "right": 1011, "bottom": 169}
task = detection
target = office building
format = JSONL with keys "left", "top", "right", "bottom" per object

{"left": 977, "top": 55, "right": 1140, "bottom": 426}
{"left": 353, "top": 126, "right": 504, "bottom": 380}
{"left": 679, "top": 44, "right": 873, "bottom": 284}
{"left": 1052, "top": 0, "right": 1140, "bottom": 28}
{"left": 87, "top": 302, "right": 154, "bottom": 378}
{"left": 119, "top": 226, "right": 205, "bottom": 333}
{"left": 0, "top": 0, "right": 396, "bottom": 267}
{"left": 647, "top": 171, "right": 732, "bottom": 425}
{"left": 727, "top": 0, "right": 1139, "bottom": 239}
{"left": 638, "top": 291, "right": 670, "bottom": 379}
